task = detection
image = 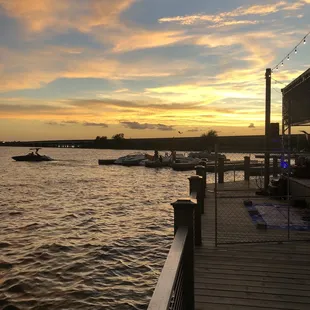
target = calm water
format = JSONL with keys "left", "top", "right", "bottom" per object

{"left": 0, "top": 147, "right": 197, "bottom": 310}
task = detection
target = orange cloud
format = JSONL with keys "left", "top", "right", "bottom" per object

{"left": 109, "top": 29, "right": 190, "bottom": 52}
{"left": 195, "top": 31, "right": 278, "bottom": 67}
{"left": 0, "top": 0, "right": 136, "bottom": 32}
{"left": 0, "top": 46, "right": 198, "bottom": 92}
{"left": 0, "top": 0, "right": 191, "bottom": 53}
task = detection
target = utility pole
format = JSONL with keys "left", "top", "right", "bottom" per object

{"left": 264, "top": 68, "right": 272, "bottom": 191}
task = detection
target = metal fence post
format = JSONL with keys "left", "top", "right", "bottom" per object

{"left": 218, "top": 157, "right": 224, "bottom": 184}
{"left": 214, "top": 145, "right": 218, "bottom": 247}
{"left": 171, "top": 199, "right": 195, "bottom": 309}
{"left": 273, "top": 156, "right": 278, "bottom": 177}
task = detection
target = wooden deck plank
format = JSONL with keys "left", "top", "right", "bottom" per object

{"left": 195, "top": 289, "right": 310, "bottom": 304}
{"left": 195, "top": 262, "right": 310, "bottom": 274}
{"left": 196, "top": 273, "right": 310, "bottom": 286}
{"left": 196, "top": 267, "right": 310, "bottom": 279}
{"left": 194, "top": 180, "right": 310, "bottom": 310}
{"left": 195, "top": 295, "right": 310, "bottom": 310}
{"left": 195, "top": 283, "right": 310, "bottom": 297}
{"left": 196, "top": 302, "right": 276, "bottom": 310}
{"left": 195, "top": 279, "right": 310, "bottom": 293}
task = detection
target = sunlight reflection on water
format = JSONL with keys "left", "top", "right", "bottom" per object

{"left": 0, "top": 147, "right": 194, "bottom": 310}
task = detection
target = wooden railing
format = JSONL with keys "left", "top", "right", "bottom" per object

{"left": 148, "top": 166, "right": 206, "bottom": 310}
{"left": 147, "top": 226, "right": 189, "bottom": 310}
{"left": 217, "top": 154, "right": 280, "bottom": 184}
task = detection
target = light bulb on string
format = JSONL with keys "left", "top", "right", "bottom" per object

{"left": 271, "top": 31, "right": 310, "bottom": 73}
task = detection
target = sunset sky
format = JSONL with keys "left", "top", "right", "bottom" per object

{"left": 1, "top": 0, "right": 310, "bottom": 141}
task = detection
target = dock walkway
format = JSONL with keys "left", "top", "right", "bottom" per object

{"left": 195, "top": 181, "right": 310, "bottom": 310}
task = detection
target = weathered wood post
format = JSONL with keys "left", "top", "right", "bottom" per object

{"left": 273, "top": 156, "right": 278, "bottom": 177}
{"left": 218, "top": 157, "right": 224, "bottom": 183}
{"left": 171, "top": 199, "right": 195, "bottom": 309}
{"left": 188, "top": 175, "right": 202, "bottom": 246}
{"left": 244, "top": 156, "right": 250, "bottom": 181}
{"left": 195, "top": 165, "right": 206, "bottom": 199}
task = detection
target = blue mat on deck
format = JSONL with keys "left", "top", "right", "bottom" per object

{"left": 245, "top": 203, "right": 310, "bottom": 231}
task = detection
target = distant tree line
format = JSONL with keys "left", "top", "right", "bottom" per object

{"left": 93, "top": 130, "right": 219, "bottom": 150}
{"left": 5, "top": 130, "right": 307, "bottom": 152}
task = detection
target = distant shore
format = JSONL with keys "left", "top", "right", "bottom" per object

{"left": 1, "top": 134, "right": 304, "bottom": 152}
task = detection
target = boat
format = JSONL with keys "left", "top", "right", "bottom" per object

{"left": 144, "top": 152, "right": 192, "bottom": 168}
{"left": 144, "top": 152, "right": 174, "bottom": 168}
{"left": 12, "top": 148, "right": 53, "bottom": 162}
{"left": 171, "top": 157, "right": 203, "bottom": 171}
{"left": 188, "top": 151, "right": 226, "bottom": 161}
{"left": 114, "top": 153, "right": 148, "bottom": 166}
{"left": 145, "top": 160, "right": 171, "bottom": 168}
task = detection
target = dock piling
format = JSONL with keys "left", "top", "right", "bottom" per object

{"left": 195, "top": 165, "right": 206, "bottom": 199}
{"left": 244, "top": 156, "right": 250, "bottom": 181}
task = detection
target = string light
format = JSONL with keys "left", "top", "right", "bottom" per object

{"left": 271, "top": 77, "right": 286, "bottom": 85}
{"left": 271, "top": 30, "right": 310, "bottom": 73}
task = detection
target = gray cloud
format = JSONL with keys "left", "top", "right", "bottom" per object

{"left": 187, "top": 128, "right": 200, "bottom": 132}
{"left": 248, "top": 123, "right": 255, "bottom": 128}
{"left": 83, "top": 122, "right": 109, "bottom": 128}
{"left": 67, "top": 98, "right": 202, "bottom": 111}
{"left": 45, "top": 120, "right": 108, "bottom": 127}
{"left": 157, "top": 124, "right": 174, "bottom": 131}
{"left": 120, "top": 121, "right": 174, "bottom": 131}
{"left": 63, "top": 120, "right": 79, "bottom": 124}
{"left": 45, "top": 121, "right": 65, "bottom": 126}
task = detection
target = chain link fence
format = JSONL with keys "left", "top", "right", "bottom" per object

{"left": 213, "top": 148, "right": 310, "bottom": 245}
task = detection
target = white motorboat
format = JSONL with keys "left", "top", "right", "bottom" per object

{"left": 114, "top": 153, "right": 148, "bottom": 166}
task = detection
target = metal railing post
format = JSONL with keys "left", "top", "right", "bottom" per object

{"left": 218, "top": 157, "right": 224, "bottom": 184}
{"left": 273, "top": 156, "right": 278, "bottom": 177}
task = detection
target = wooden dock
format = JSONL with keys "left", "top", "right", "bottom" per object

{"left": 195, "top": 181, "right": 310, "bottom": 309}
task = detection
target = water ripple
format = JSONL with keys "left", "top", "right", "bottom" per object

{"left": 0, "top": 147, "right": 194, "bottom": 309}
